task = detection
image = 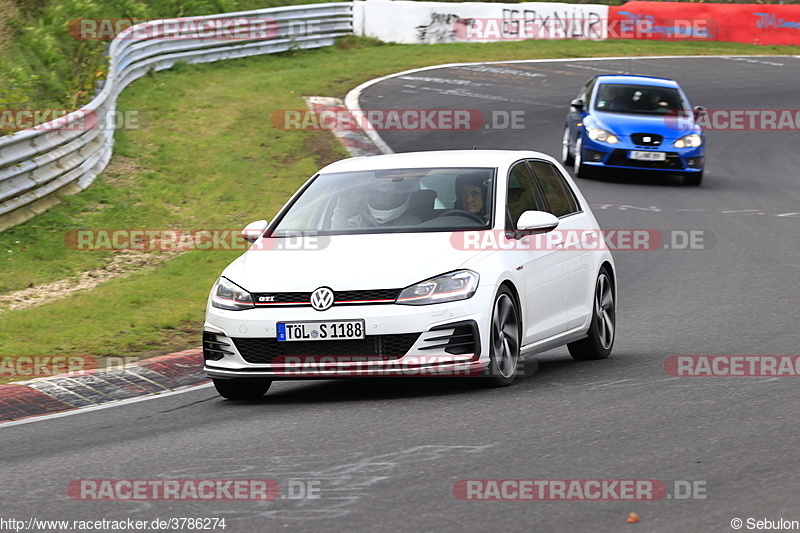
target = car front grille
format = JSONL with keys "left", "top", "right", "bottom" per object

{"left": 232, "top": 333, "right": 421, "bottom": 364}
{"left": 251, "top": 289, "right": 402, "bottom": 308}
{"left": 607, "top": 150, "right": 684, "bottom": 170}
{"left": 334, "top": 289, "right": 402, "bottom": 304}
{"left": 630, "top": 133, "right": 663, "bottom": 146}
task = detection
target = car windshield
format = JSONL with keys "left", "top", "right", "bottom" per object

{"left": 593, "top": 84, "right": 686, "bottom": 115}
{"left": 270, "top": 167, "right": 495, "bottom": 236}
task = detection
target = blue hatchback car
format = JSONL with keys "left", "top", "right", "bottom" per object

{"left": 562, "top": 75, "right": 705, "bottom": 185}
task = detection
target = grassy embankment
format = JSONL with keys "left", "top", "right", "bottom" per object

{"left": 0, "top": 0, "right": 338, "bottom": 111}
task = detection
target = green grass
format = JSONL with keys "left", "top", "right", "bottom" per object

{"left": 1, "top": 36, "right": 799, "bottom": 377}
{"left": 0, "top": 0, "right": 344, "bottom": 112}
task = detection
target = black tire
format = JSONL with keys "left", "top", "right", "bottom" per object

{"left": 213, "top": 378, "right": 272, "bottom": 400}
{"left": 480, "top": 286, "right": 522, "bottom": 387}
{"left": 568, "top": 268, "right": 615, "bottom": 361}
{"left": 684, "top": 170, "right": 703, "bottom": 186}
{"left": 561, "top": 126, "right": 574, "bottom": 166}
{"left": 574, "top": 138, "right": 593, "bottom": 179}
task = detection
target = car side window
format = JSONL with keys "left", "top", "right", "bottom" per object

{"left": 578, "top": 77, "right": 596, "bottom": 105}
{"left": 506, "top": 162, "right": 546, "bottom": 230}
{"left": 527, "top": 160, "right": 580, "bottom": 217}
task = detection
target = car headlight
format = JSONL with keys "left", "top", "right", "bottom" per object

{"left": 674, "top": 134, "right": 702, "bottom": 148}
{"left": 211, "top": 277, "right": 255, "bottom": 310}
{"left": 396, "top": 270, "right": 479, "bottom": 306}
{"left": 587, "top": 128, "right": 619, "bottom": 144}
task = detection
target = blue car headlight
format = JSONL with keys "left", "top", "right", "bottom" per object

{"left": 587, "top": 128, "right": 619, "bottom": 144}
{"left": 674, "top": 134, "right": 702, "bottom": 148}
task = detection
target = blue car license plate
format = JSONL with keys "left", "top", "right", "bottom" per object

{"left": 629, "top": 151, "right": 666, "bottom": 161}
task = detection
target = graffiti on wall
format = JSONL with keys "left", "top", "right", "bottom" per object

{"left": 496, "top": 7, "right": 605, "bottom": 40}
{"left": 361, "top": 1, "right": 614, "bottom": 44}
{"left": 416, "top": 13, "right": 473, "bottom": 43}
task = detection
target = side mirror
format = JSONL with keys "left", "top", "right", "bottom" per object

{"left": 516, "top": 210, "right": 559, "bottom": 233}
{"left": 570, "top": 99, "right": 584, "bottom": 110}
{"left": 693, "top": 106, "right": 707, "bottom": 119}
{"left": 242, "top": 220, "right": 269, "bottom": 243}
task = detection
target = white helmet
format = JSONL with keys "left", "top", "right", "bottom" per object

{"left": 367, "top": 180, "right": 416, "bottom": 224}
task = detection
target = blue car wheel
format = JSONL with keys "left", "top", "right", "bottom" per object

{"left": 574, "top": 137, "right": 593, "bottom": 179}
{"left": 562, "top": 126, "right": 574, "bottom": 166}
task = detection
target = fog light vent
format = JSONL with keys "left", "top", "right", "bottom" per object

{"left": 685, "top": 157, "right": 702, "bottom": 168}
{"left": 203, "top": 332, "right": 234, "bottom": 361}
{"left": 585, "top": 149, "right": 605, "bottom": 162}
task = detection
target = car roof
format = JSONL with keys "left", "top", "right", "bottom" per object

{"left": 594, "top": 74, "right": 680, "bottom": 89}
{"left": 318, "top": 150, "right": 556, "bottom": 173}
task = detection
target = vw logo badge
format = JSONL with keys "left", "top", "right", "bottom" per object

{"left": 310, "top": 287, "right": 334, "bottom": 311}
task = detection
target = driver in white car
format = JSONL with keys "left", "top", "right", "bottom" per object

{"left": 345, "top": 179, "right": 421, "bottom": 228}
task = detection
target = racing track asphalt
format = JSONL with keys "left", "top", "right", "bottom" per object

{"left": 2, "top": 56, "right": 799, "bottom": 533}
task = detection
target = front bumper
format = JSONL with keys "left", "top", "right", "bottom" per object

{"left": 581, "top": 136, "right": 704, "bottom": 173}
{"left": 203, "top": 285, "right": 494, "bottom": 379}
{"left": 204, "top": 359, "right": 489, "bottom": 379}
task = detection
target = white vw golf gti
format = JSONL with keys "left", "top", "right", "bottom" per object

{"left": 204, "top": 150, "right": 616, "bottom": 399}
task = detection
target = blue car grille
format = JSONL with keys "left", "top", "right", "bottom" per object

{"left": 630, "top": 133, "right": 663, "bottom": 146}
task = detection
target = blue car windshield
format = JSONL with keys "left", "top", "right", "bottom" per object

{"left": 594, "top": 84, "right": 686, "bottom": 115}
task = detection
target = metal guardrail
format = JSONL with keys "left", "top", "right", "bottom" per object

{"left": 0, "top": 3, "right": 353, "bottom": 232}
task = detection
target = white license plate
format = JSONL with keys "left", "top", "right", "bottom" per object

{"left": 277, "top": 320, "right": 365, "bottom": 342}
{"left": 629, "top": 151, "right": 666, "bottom": 161}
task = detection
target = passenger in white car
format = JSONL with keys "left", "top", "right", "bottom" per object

{"left": 453, "top": 172, "right": 490, "bottom": 221}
